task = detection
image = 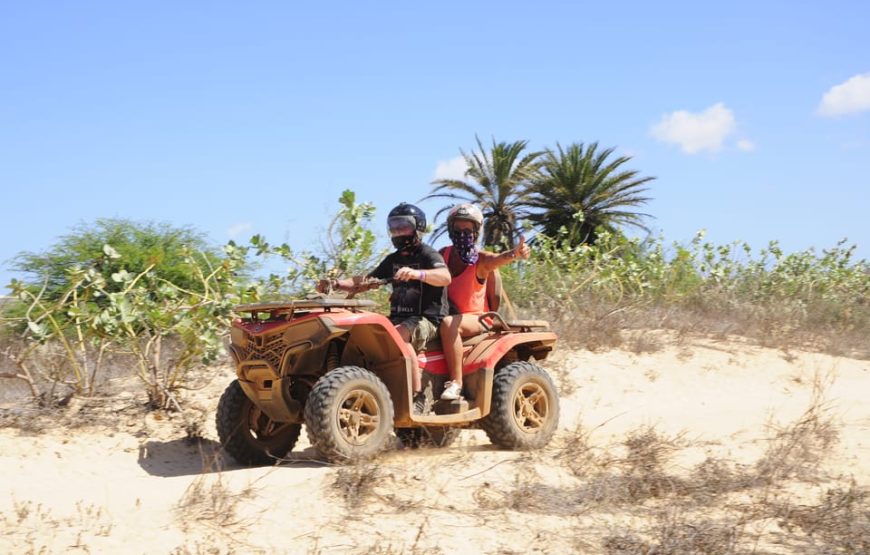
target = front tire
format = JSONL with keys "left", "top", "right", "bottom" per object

{"left": 481, "top": 361, "right": 559, "bottom": 450}
{"left": 216, "top": 380, "right": 301, "bottom": 466}
{"left": 304, "top": 366, "right": 394, "bottom": 463}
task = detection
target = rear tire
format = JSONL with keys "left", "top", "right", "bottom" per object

{"left": 216, "top": 380, "right": 301, "bottom": 466}
{"left": 481, "top": 361, "right": 559, "bottom": 450}
{"left": 304, "top": 366, "right": 394, "bottom": 463}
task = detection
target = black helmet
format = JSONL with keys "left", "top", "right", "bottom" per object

{"left": 387, "top": 202, "right": 427, "bottom": 235}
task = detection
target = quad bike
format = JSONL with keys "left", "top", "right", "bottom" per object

{"left": 216, "top": 280, "right": 560, "bottom": 464}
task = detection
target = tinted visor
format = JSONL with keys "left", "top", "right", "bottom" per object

{"left": 387, "top": 216, "right": 416, "bottom": 237}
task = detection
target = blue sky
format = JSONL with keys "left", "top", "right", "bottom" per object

{"left": 2, "top": 1, "right": 868, "bottom": 289}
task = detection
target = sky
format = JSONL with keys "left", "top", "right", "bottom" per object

{"left": 2, "top": 1, "right": 868, "bottom": 289}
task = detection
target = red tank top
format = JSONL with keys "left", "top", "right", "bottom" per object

{"left": 443, "top": 246, "right": 487, "bottom": 314}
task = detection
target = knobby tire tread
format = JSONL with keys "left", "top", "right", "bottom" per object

{"left": 480, "top": 361, "right": 559, "bottom": 450}
{"left": 304, "top": 366, "right": 394, "bottom": 463}
{"left": 216, "top": 380, "right": 301, "bottom": 466}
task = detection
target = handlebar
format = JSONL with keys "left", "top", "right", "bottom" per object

{"left": 478, "top": 311, "right": 511, "bottom": 332}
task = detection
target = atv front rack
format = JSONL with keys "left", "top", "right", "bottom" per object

{"left": 235, "top": 298, "right": 377, "bottom": 318}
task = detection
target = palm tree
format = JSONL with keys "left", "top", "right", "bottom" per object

{"left": 528, "top": 142, "right": 654, "bottom": 245}
{"left": 424, "top": 137, "right": 543, "bottom": 249}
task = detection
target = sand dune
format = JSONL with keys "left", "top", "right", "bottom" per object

{"left": 2, "top": 334, "right": 868, "bottom": 554}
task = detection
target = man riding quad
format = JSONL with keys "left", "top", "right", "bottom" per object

{"left": 317, "top": 202, "right": 452, "bottom": 414}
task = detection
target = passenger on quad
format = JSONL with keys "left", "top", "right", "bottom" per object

{"left": 438, "top": 203, "right": 531, "bottom": 401}
{"left": 316, "top": 202, "right": 451, "bottom": 413}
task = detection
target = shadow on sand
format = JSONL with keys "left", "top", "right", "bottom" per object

{"left": 137, "top": 438, "right": 329, "bottom": 477}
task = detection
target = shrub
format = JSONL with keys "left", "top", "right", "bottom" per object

{"left": 5, "top": 243, "right": 243, "bottom": 408}
{"left": 1, "top": 191, "right": 387, "bottom": 408}
{"left": 501, "top": 230, "right": 869, "bottom": 355}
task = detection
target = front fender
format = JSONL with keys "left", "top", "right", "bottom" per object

{"left": 323, "top": 313, "right": 417, "bottom": 423}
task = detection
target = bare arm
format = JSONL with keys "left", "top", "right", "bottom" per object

{"left": 394, "top": 266, "right": 452, "bottom": 286}
{"left": 485, "top": 269, "right": 502, "bottom": 312}
{"left": 476, "top": 235, "right": 530, "bottom": 278}
{"left": 317, "top": 275, "right": 370, "bottom": 293}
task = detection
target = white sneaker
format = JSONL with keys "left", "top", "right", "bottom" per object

{"left": 441, "top": 380, "right": 462, "bottom": 401}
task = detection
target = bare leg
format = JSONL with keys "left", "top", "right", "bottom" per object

{"left": 396, "top": 324, "right": 422, "bottom": 392}
{"left": 439, "top": 314, "right": 483, "bottom": 389}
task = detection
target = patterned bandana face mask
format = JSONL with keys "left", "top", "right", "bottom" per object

{"left": 452, "top": 229, "right": 479, "bottom": 264}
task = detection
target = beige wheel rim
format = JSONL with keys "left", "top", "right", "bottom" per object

{"left": 512, "top": 382, "right": 549, "bottom": 433}
{"left": 338, "top": 389, "right": 381, "bottom": 445}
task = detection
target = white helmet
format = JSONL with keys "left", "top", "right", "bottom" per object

{"left": 446, "top": 203, "right": 484, "bottom": 235}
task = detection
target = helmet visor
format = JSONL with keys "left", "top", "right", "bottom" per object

{"left": 387, "top": 216, "right": 416, "bottom": 237}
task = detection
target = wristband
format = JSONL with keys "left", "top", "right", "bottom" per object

{"left": 419, "top": 270, "right": 425, "bottom": 281}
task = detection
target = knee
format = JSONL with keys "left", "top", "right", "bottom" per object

{"left": 396, "top": 323, "right": 411, "bottom": 343}
{"left": 440, "top": 316, "right": 454, "bottom": 333}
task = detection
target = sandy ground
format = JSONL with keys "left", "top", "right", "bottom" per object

{"left": 1, "top": 333, "right": 868, "bottom": 554}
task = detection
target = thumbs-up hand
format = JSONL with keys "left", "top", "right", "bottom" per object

{"left": 513, "top": 235, "right": 530, "bottom": 260}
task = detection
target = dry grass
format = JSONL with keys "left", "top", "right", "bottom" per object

{"left": 519, "top": 287, "right": 870, "bottom": 361}
{"left": 771, "top": 483, "right": 870, "bottom": 553}
{"left": 754, "top": 373, "right": 839, "bottom": 486}
{"left": 330, "top": 462, "right": 385, "bottom": 510}
{"left": 174, "top": 451, "right": 257, "bottom": 533}
{"left": 471, "top": 371, "right": 862, "bottom": 553}
{"left": 343, "top": 520, "right": 443, "bottom": 555}
{"left": 0, "top": 499, "right": 114, "bottom": 553}
{"left": 624, "top": 330, "right": 665, "bottom": 355}
{"left": 306, "top": 521, "right": 443, "bottom": 555}
{"left": 555, "top": 425, "right": 692, "bottom": 506}
{"left": 546, "top": 357, "right": 579, "bottom": 397}
{"left": 603, "top": 508, "right": 745, "bottom": 555}
{"left": 473, "top": 462, "right": 586, "bottom": 516}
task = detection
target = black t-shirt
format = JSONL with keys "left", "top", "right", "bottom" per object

{"left": 368, "top": 244, "right": 448, "bottom": 326}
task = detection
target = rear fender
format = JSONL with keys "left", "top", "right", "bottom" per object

{"left": 464, "top": 331, "right": 557, "bottom": 373}
{"left": 418, "top": 331, "right": 556, "bottom": 419}
{"left": 464, "top": 332, "right": 556, "bottom": 417}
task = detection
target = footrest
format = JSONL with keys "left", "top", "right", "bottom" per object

{"left": 434, "top": 398, "right": 468, "bottom": 415}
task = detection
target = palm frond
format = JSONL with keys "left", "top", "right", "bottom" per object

{"left": 424, "top": 136, "right": 543, "bottom": 248}
{"left": 528, "top": 141, "right": 655, "bottom": 244}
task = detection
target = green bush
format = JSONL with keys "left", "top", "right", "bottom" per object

{"left": 0, "top": 191, "right": 387, "bottom": 408}
{"left": 501, "top": 230, "right": 869, "bottom": 355}
{"left": 5, "top": 241, "right": 244, "bottom": 407}
{"left": 10, "top": 218, "right": 226, "bottom": 303}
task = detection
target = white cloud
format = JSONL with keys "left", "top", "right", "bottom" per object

{"left": 818, "top": 73, "right": 870, "bottom": 117}
{"left": 433, "top": 155, "right": 467, "bottom": 181}
{"left": 226, "top": 222, "right": 253, "bottom": 239}
{"left": 651, "top": 102, "right": 736, "bottom": 154}
{"left": 736, "top": 138, "right": 756, "bottom": 152}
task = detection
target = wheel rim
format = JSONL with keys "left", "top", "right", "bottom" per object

{"left": 247, "top": 404, "right": 292, "bottom": 441}
{"left": 337, "top": 389, "right": 381, "bottom": 445}
{"left": 512, "top": 382, "right": 549, "bottom": 433}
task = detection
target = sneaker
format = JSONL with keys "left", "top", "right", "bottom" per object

{"left": 441, "top": 380, "right": 462, "bottom": 401}
{"left": 413, "top": 391, "right": 427, "bottom": 415}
